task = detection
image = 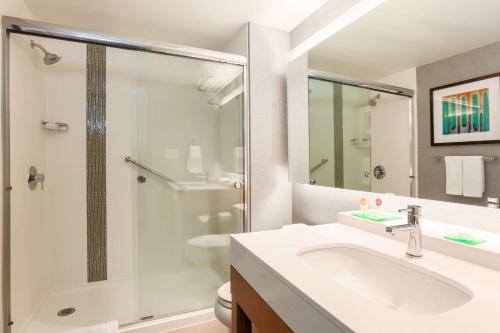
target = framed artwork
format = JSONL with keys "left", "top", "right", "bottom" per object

{"left": 430, "top": 73, "right": 500, "bottom": 146}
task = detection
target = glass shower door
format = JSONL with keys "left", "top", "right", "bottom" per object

{"left": 308, "top": 78, "right": 371, "bottom": 191}
{"left": 127, "top": 51, "right": 245, "bottom": 319}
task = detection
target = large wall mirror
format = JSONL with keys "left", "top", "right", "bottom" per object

{"left": 287, "top": 0, "right": 500, "bottom": 208}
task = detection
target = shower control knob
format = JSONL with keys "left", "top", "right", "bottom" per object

{"left": 28, "top": 166, "right": 45, "bottom": 190}
{"left": 233, "top": 181, "right": 244, "bottom": 189}
{"left": 373, "top": 165, "right": 386, "bottom": 180}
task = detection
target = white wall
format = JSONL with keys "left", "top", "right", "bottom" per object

{"left": 286, "top": 54, "right": 310, "bottom": 185}
{"left": 225, "top": 23, "right": 293, "bottom": 231}
{"left": 247, "top": 23, "right": 292, "bottom": 231}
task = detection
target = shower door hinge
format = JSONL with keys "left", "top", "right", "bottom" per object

{"left": 5, "top": 185, "right": 12, "bottom": 191}
{"left": 7, "top": 320, "right": 14, "bottom": 326}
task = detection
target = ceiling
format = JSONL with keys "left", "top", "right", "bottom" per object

{"left": 309, "top": 0, "right": 500, "bottom": 80}
{"left": 24, "top": 0, "right": 327, "bottom": 51}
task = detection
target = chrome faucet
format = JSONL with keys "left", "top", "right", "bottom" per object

{"left": 385, "top": 205, "right": 423, "bottom": 258}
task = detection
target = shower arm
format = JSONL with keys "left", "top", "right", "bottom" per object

{"left": 124, "top": 156, "right": 185, "bottom": 190}
{"left": 31, "top": 40, "right": 51, "bottom": 55}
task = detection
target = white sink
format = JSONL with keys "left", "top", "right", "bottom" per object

{"left": 297, "top": 244, "right": 473, "bottom": 315}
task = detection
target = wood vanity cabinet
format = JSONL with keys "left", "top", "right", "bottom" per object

{"left": 231, "top": 266, "right": 293, "bottom": 333}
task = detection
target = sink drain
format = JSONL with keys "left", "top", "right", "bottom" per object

{"left": 57, "top": 307, "right": 76, "bottom": 317}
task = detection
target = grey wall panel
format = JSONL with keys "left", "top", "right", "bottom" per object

{"left": 417, "top": 41, "right": 500, "bottom": 205}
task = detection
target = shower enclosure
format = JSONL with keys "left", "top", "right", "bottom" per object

{"left": 2, "top": 17, "right": 248, "bottom": 333}
{"left": 308, "top": 75, "right": 413, "bottom": 196}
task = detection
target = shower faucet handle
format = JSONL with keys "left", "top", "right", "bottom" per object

{"left": 28, "top": 166, "right": 45, "bottom": 190}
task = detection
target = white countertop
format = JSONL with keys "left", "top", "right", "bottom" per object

{"left": 231, "top": 223, "right": 500, "bottom": 333}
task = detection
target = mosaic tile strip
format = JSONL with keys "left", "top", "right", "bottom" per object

{"left": 333, "top": 83, "right": 344, "bottom": 188}
{"left": 86, "top": 44, "right": 107, "bottom": 282}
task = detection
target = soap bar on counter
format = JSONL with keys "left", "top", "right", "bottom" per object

{"left": 444, "top": 233, "right": 486, "bottom": 246}
{"left": 351, "top": 210, "right": 402, "bottom": 223}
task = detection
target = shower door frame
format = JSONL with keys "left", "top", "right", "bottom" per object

{"left": 1, "top": 16, "right": 251, "bottom": 333}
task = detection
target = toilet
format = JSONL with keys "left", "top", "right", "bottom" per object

{"left": 185, "top": 233, "right": 230, "bottom": 268}
{"left": 214, "top": 282, "right": 232, "bottom": 328}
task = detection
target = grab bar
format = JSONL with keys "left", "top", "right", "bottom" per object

{"left": 124, "top": 156, "right": 185, "bottom": 190}
{"left": 310, "top": 158, "right": 329, "bottom": 173}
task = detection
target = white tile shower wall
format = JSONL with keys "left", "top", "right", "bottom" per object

{"left": 106, "top": 47, "right": 138, "bottom": 282}
{"left": 0, "top": 1, "right": 38, "bottom": 327}
{"left": 44, "top": 41, "right": 138, "bottom": 289}
{"left": 292, "top": 183, "right": 500, "bottom": 234}
{"left": 375, "top": 68, "right": 418, "bottom": 195}
{"left": 9, "top": 34, "right": 51, "bottom": 333}
{"left": 341, "top": 86, "right": 370, "bottom": 192}
{"left": 44, "top": 38, "right": 88, "bottom": 289}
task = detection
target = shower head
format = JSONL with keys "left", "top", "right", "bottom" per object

{"left": 369, "top": 93, "right": 381, "bottom": 106}
{"left": 30, "top": 40, "right": 62, "bottom": 65}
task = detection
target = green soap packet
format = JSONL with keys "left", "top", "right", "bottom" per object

{"left": 444, "top": 236, "right": 486, "bottom": 246}
{"left": 351, "top": 211, "right": 402, "bottom": 223}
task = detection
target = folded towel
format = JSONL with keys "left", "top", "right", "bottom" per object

{"left": 187, "top": 145, "right": 203, "bottom": 174}
{"left": 462, "top": 156, "right": 484, "bottom": 198}
{"left": 64, "top": 321, "right": 118, "bottom": 333}
{"left": 445, "top": 156, "right": 462, "bottom": 195}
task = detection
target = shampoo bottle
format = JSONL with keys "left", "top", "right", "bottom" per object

{"left": 359, "top": 197, "right": 368, "bottom": 214}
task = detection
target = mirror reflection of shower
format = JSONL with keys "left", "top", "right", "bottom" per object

{"left": 369, "top": 93, "right": 380, "bottom": 106}
{"left": 30, "top": 39, "right": 62, "bottom": 65}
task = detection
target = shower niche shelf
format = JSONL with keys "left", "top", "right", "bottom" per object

{"left": 41, "top": 121, "right": 69, "bottom": 132}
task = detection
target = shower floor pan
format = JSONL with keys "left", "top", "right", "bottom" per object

{"left": 23, "top": 267, "right": 224, "bottom": 333}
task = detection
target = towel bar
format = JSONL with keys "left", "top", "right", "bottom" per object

{"left": 434, "top": 155, "right": 498, "bottom": 162}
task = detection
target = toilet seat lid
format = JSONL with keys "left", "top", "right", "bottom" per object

{"left": 217, "top": 282, "right": 232, "bottom": 303}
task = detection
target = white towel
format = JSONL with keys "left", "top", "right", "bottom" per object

{"left": 445, "top": 156, "right": 462, "bottom": 195}
{"left": 462, "top": 156, "right": 485, "bottom": 198}
{"left": 187, "top": 145, "right": 203, "bottom": 174}
{"left": 64, "top": 321, "right": 118, "bottom": 333}
{"left": 232, "top": 146, "right": 244, "bottom": 173}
